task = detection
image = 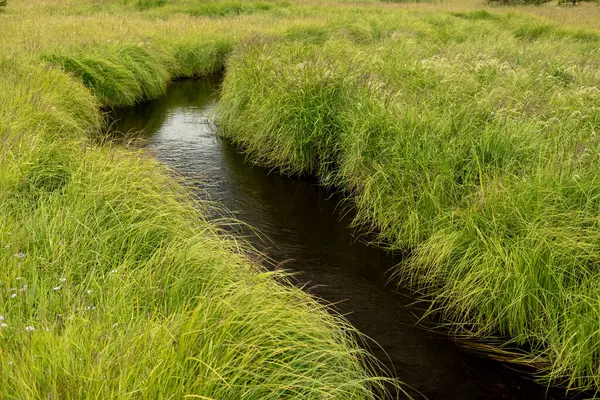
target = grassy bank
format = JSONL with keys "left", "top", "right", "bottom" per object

{"left": 218, "top": 10, "right": 600, "bottom": 393}
{"left": 0, "top": 2, "right": 403, "bottom": 398}
{"left": 3, "top": 0, "right": 600, "bottom": 396}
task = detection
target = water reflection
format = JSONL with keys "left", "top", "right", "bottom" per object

{"left": 110, "top": 78, "right": 564, "bottom": 400}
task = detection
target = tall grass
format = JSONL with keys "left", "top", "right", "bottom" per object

{"left": 218, "top": 13, "right": 600, "bottom": 392}
{"left": 0, "top": 9, "right": 400, "bottom": 399}
{"left": 1, "top": 138, "right": 391, "bottom": 397}
{"left": 4, "top": 0, "right": 600, "bottom": 396}
{"left": 136, "top": 0, "right": 167, "bottom": 10}
{"left": 119, "top": 0, "right": 289, "bottom": 17}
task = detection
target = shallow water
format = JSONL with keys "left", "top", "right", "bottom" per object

{"left": 110, "top": 78, "right": 567, "bottom": 400}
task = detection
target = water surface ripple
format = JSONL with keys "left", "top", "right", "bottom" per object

{"left": 110, "top": 78, "right": 566, "bottom": 400}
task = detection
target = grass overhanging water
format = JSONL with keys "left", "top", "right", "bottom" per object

{"left": 0, "top": 2, "right": 399, "bottom": 398}
{"left": 1, "top": 0, "right": 600, "bottom": 397}
{"left": 217, "top": 10, "right": 600, "bottom": 395}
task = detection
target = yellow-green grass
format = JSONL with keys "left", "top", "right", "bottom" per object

{"left": 218, "top": 9, "right": 600, "bottom": 393}
{"left": 2, "top": 0, "right": 600, "bottom": 396}
{"left": 0, "top": 2, "right": 405, "bottom": 398}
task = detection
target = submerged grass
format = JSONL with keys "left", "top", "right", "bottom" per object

{"left": 218, "top": 11, "right": 600, "bottom": 393}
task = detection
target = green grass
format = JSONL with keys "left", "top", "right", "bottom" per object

{"left": 218, "top": 12, "right": 600, "bottom": 392}
{"left": 0, "top": 6, "right": 401, "bottom": 399}
{"left": 1, "top": 142, "right": 392, "bottom": 397}
{"left": 136, "top": 0, "right": 167, "bottom": 10}
{"left": 123, "top": 0, "right": 290, "bottom": 17}
{"left": 3, "top": 0, "right": 600, "bottom": 396}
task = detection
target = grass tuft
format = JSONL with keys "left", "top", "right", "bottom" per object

{"left": 136, "top": 0, "right": 167, "bottom": 10}
{"left": 218, "top": 15, "right": 600, "bottom": 392}
{"left": 45, "top": 46, "right": 172, "bottom": 107}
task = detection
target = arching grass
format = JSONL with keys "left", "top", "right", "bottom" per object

{"left": 218, "top": 13, "right": 600, "bottom": 392}
{"left": 4, "top": 0, "right": 600, "bottom": 396}
{"left": 0, "top": 24, "right": 400, "bottom": 400}
{"left": 1, "top": 135, "right": 394, "bottom": 398}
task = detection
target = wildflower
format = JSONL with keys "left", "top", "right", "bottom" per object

{"left": 59, "top": 277, "right": 67, "bottom": 283}
{"left": 11, "top": 294, "right": 17, "bottom": 299}
{"left": 14, "top": 253, "right": 25, "bottom": 259}
{"left": 10, "top": 288, "right": 16, "bottom": 292}
{"left": 0, "top": 323, "right": 7, "bottom": 328}
{"left": 87, "top": 290, "right": 93, "bottom": 295}
{"left": 53, "top": 285, "right": 62, "bottom": 291}
{"left": 86, "top": 306, "right": 96, "bottom": 311}
{"left": 15, "top": 277, "right": 22, "bottom": 281}
{"left": 0, "top": 315, "right": 4, "bottom": 321}
{"left": 109, "top": 269, "right": 117, "bottom": 274}
{"left": 7, "top": 361, "right": 13, "bottom": 366}
{"left": 24, "top": 326, "right": 35, "bottom": 332}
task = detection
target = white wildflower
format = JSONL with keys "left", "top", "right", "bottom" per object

{"left": 59, "top": 277, "right": 67, "bottom": 283}
{"left": 87, "top": 290, "right": 93, "bottom": 295}
{"left": 24, "top": 326, "right": 35, "bottom": 332}
{"left": 14, "top": 253, "right": 25, "bottom": 259}
{"left": 0, "top": 323, "right": 7, "bottom": 328}
{"left": 53, "top": 285, "right": 62, "bottom": 291}
{"left": 0, "top": 315, "right": 4, "bottom": 321}
{"left": 11, "top": 294, "right": 17, "bottom": 299}
{"left": 86, "top": 306, "right": 96, "bottom": 311}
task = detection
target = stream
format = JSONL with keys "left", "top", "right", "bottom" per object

{"left": 109, "top": 77, "right": 567, "bottom": 400}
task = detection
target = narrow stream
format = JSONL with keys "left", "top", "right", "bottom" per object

{"left": 110, "top": 77, "right": 566, "bottom": 400}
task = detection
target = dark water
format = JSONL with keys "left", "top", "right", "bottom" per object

{"left": 110, "top": 78, "right": 568, "bottom": 400}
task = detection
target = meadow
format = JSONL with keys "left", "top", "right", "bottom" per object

{"left": 0, "top": 1, "right": 396, "bottom": 398}
{"left": 218, "top": 4, "right": 600, "bottom": 394}
{"left": 1, "top": 0, "right": 600, "bottom": 397}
